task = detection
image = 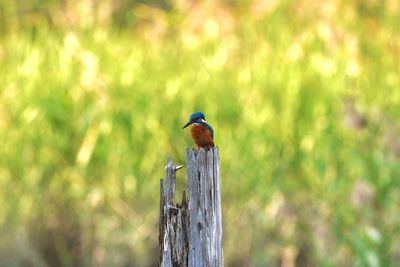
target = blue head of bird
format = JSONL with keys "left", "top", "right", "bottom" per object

{"left": 182, "top": 112, "right": 206, "bottom": 129}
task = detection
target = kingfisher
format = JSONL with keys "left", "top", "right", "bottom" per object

{"left": 182, "top": 112, "right": 214, "bottom": 149}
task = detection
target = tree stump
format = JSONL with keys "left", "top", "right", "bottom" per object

{"left": 159, "top": 147, "right": 223, "bottom": 267}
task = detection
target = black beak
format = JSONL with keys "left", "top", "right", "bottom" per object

{"left": 182, "top": 120, "right": 194, "bottom": 129}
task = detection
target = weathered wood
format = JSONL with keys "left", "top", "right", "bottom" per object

{"left": 159, "top": 148, "right": 223, "bottom": 267}
{"left": 159, "top": 157, "right": 188, "bottom": 267}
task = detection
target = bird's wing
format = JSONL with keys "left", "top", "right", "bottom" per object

{"left": 205, "top": 123, "right": 214, "bottom": 139}
{"left": 199, "top": 121, "right": 214, "bottom": 139}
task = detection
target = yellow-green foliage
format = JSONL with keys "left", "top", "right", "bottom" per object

{"left": 1, "top": 0, "right": 400, "bottom": 266}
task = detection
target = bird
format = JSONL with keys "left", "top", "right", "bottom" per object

{"left": 182, "top": 112, "right": 214, "bottom": 149}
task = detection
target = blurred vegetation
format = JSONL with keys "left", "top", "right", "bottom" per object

{"left": 1, "top": 0, "right": 400, "bottom": 266}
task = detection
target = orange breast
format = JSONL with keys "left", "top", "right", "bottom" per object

{"left": 191, "top": 124, "right": 214, "bottom": 148}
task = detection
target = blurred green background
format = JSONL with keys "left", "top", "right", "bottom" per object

{"left": 1, "top": 0, "right": 400, "bottom": 266}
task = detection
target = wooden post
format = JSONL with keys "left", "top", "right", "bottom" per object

{"left": 159, "top": 147, "right": 223, "bottom": 267}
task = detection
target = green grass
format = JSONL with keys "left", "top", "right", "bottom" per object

{"left": 1, "top": 1, "right": 400, "bottom": 266}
